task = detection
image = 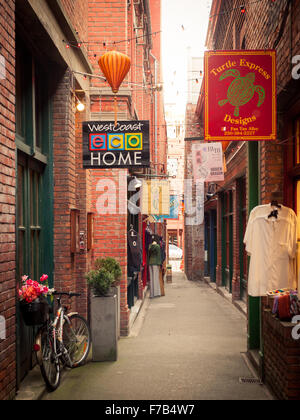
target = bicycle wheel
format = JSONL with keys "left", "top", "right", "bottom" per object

{"left": 39, "top": 327, "right": 60, "bottom": 391}
{"left": 63, "top": 314, "right": 91, "bottom": 368}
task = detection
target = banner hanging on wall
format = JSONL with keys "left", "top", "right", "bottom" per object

{"left": 82, "top": 120, "right": 150, "bottom": 168}
{"left": 204, "top": 50, "right": 276, "bottom": 141}
{"left": 192, "top": 142, "right": 224, "bottom": 182}
{"left": 141, "top": 180, "right": 170, "bottom": 216}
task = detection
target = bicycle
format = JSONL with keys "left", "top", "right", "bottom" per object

{"left": 34, "top": 291, "right": 91, "bottom": 391}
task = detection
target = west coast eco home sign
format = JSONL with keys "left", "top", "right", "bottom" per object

{"left": 82, "top": 120, "right": 150, "bottom": 168}
{"left": 204, "top": 50, "right": 276, "bottom": 141}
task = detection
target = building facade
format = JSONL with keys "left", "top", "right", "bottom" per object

{"left": 165, "top": 104, "right": 185, "bottom": 261}
{"left": 190, "top": 0, "right": 300, "bottom": 399}
{"left": 0, "top": 0, "right": 166, "bottom": 400}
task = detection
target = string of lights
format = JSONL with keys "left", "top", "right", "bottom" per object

{"left": 63, "top": 30, "right": 162, "bottom": 50}
{"left": 209, "top": 0, "right": 277, "bottom": 20}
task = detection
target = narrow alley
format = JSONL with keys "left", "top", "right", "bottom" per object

{"left": 42, "top": 272, "right": 272, "bottom": 401}
{"left": 2, "top": 0, "right": 300, "bottom": 402}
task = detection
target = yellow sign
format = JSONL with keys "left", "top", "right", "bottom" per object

{"left": 141, "top": 180, "right": 170, "bottom": 215}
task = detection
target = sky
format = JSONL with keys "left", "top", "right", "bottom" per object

{"left": 161, "top": 0, "right": 212, "bottom": 114}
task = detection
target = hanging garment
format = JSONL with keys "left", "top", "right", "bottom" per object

{"left": 149, "top": 265, "right": 161, "bottom": 298}
{"left": 160, "top": 239, "right": 166, "bottom": 264}
{"left": 244, "top": 204, "right": 297, "bottom": 297}
{"left": 127, "top": 229, "right": 142, "bottom": 277}
{"left": 148, "top": 242, "right": 162, "bottom": 266}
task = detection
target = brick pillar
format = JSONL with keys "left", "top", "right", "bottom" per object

{"left": 91, "top": 168, "right": 129, "bottom": 336}
{"left": 260, "top": 141, "right": 284, "bottom": 204}
{"left": 74, "top": 99, "right": 92, "bottom": 319}
{"left": 53, "top": 69, "right": 77, "bottom": 297}
{"left": 0, "top": 0, "right": 16, "bottom": 400}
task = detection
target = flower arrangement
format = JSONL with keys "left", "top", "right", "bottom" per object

{"left": 19, "top": 274, "right": 53, "bottom": 303}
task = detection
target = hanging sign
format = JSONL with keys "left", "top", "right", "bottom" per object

{"left": 141, "top": 180, "right": 170, "bottom": 215}
{"left": 204, "top": 50, "right": 276, "bottom": 141}
{"left": 153, "top": 195, "right": 180, "bottom": 222}
{"left": 82, "top": 120, "right": 150, "bottom": 168}
{"left": 192, "top": 142, "right": 224, "bottom": 182}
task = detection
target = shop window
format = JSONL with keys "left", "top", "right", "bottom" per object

{"left": 16, "top": 36, "right": 49, "bottom": 160}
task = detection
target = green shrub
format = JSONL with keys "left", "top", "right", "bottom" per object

{"left": 86, "top": 268, "right": 115, "bottom": 297}
{"left": 94, "top": 257, "right": 122, "bottom": 285}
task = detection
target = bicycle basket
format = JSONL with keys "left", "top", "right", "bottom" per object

{"left": 20, "top": 297, "right": 49, "bottom": 326}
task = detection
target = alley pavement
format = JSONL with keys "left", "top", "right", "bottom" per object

{"left": 42, "top": 271, "right": 273, "bottom": 401}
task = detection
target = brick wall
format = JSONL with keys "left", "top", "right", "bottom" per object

{"left": 85, "top": 0, "right": 166, "bottom": 335}
{"left": 0, "top": 0, "right": 16, "bottom": 400}
{"left": 53, "top": 69, "right": 78, "bottom": 301}
{"left": 75, "top": 103, "right": 93, "bottom": 318}
{"left": 61, "top": 0, "right": 89, "bottom": 43}
{"left": 206, "top": 0, "right": 300, "bottom": 398}
{"left": 263, "top": 308, "right": 300, "bottom": 400}
{"left": 184, "top": 103, "right": 204, "bottom": 281}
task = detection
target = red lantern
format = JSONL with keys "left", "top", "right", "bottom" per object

{"left": 98, "top": 50, "right": 131, "bottom": 125}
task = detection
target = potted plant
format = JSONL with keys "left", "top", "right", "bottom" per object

{"left": 86, "top": 258, "right": 122, "bottom": 362}
{"left": 86, "top": 268, "right": 115, "bottom": 297}
{"left": 18, "top": 274, "right": 53, "bottom": 326}
{"left": 94, "top": 257, "right": 122, "bottom": 286}
{"left": 94, "top": 257, "right": 122, "bottom": 338}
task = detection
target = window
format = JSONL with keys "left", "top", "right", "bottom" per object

{"left": 16, "top": 36, "right": 49, "bottom": 160}
{"left": 17, "top": 153, "right": 43, "bottom": 281}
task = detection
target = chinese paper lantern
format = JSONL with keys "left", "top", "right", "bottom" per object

{"left": 98, "top": 50, "right": 131, "bottom": 125}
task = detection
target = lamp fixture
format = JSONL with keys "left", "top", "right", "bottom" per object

{"left": 76, "top": 101, "right": 85, "bottom": 112}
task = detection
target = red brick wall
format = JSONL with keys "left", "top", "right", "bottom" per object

{"left": 53, "top": 69, "right": 78, "bottom": 301}
{"left": 263, "top": 308, "right": 300, "bottom": 400}
{"left": 184, "top": 104, "right": 205, "bottom": 281}
{"left": 85, "top": 0, "right": 166, "bottom": 335}
{"left": 207, "top": 0, "right": 300, "bottom": 399}
{"left": 60, "top": 0, "right": 89, "bottom": 43}
{"left": 0, "top": 0, "right": 16, "bottom": 400}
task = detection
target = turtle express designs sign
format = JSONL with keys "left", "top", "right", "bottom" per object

{"left": 204, "top": 50, "right": 276, "bottom": 141}
{"left": 83, "top": 121, "right": 150, "bottom": 168}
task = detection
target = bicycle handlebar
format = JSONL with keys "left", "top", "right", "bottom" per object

{"left": 52, "top": 291, "right": 81, "bottom": 298}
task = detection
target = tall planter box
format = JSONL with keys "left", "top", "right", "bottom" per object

{"left": 91, "top": 293, "right": 118, "bottom": 362}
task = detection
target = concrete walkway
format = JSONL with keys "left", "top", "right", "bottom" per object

{"left": 43, "top": 272, "right": 273, "bottom": 400}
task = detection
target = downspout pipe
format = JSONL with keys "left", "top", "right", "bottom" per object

{"left": 150, "top": 52, "right": 158, "bottom": 176}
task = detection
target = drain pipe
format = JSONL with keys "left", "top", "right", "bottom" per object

{"left": 150, "top": 52, "right": 158, "bottom": 176}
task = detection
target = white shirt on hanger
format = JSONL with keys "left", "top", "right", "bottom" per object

{"left": 244, "top": 204, "right": 297, "bottom": 297}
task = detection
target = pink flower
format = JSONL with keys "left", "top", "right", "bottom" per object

{"left": 40, "top": 274, "right": 48, "bottom": 283}
{"left": 19, "top": 274, "right": 50, "bottom": 302}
